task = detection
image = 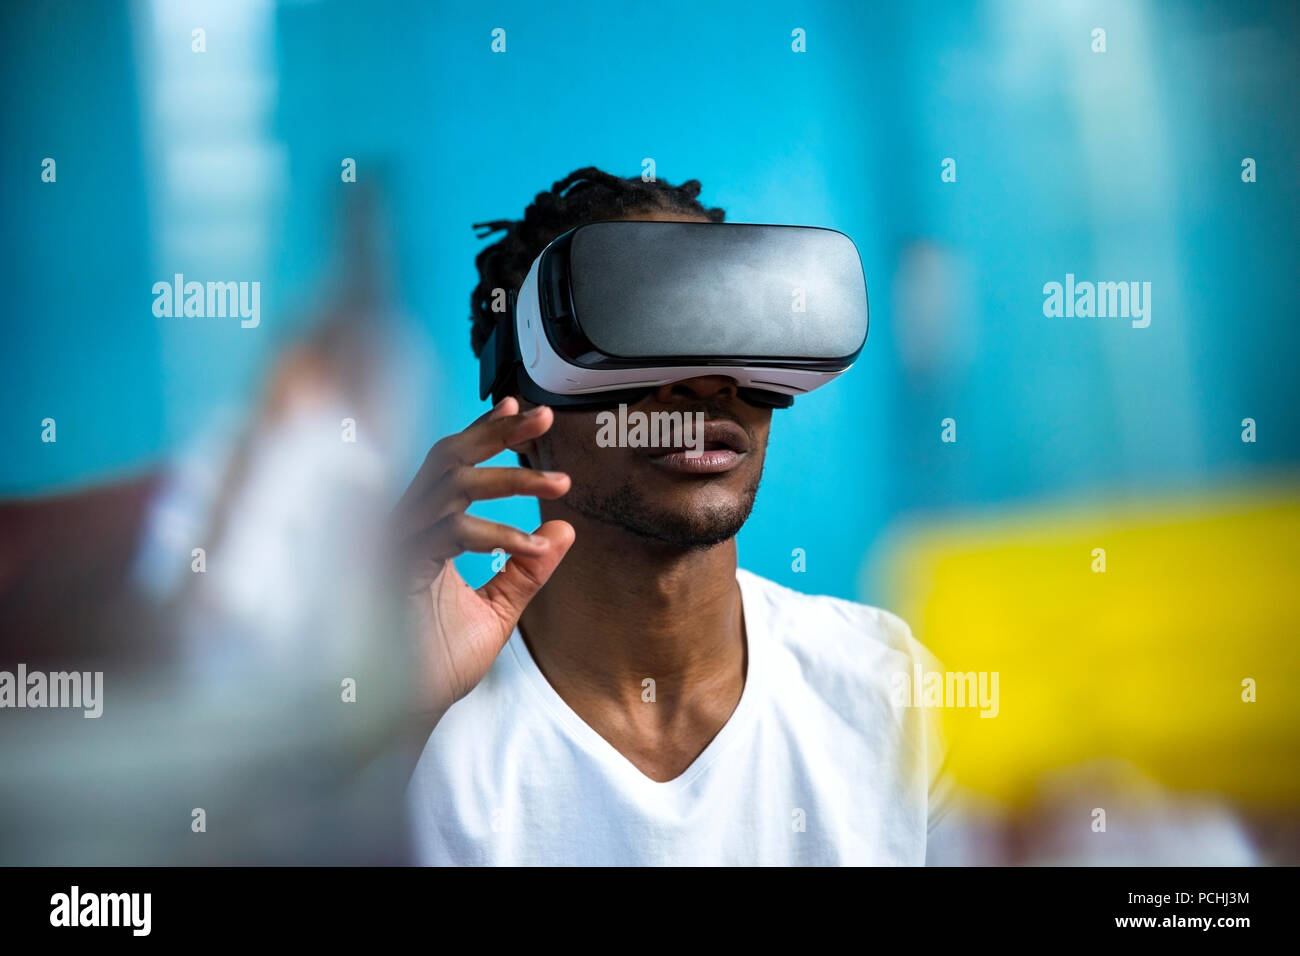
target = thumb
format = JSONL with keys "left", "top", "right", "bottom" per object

{"left": 478, "top": 519, "right": 574, "bottom": 627}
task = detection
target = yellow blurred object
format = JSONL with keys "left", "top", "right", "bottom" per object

{"left": 875, "top": 479, "right": 1300, "bottom": 808}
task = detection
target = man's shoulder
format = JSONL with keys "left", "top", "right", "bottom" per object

{"left": 737, "top": 567, "right": 948, "bottom": 781}
{"left": 738, "top": 567, "right": 916, "bottom": 650}
{"left": 737, "top": 567, "right": 942, "bottom": 675}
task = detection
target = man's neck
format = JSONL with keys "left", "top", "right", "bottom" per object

{"left": 517, "top": 510, "right": 746, "bottom": 714}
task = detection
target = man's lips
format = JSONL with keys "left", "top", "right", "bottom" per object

{"left": 697, "top": 419, "right": 751, "bottom": 454}
{"left": 637, "top": 419, "right": 751, "bottom": 455}
{"left": 643, "top": 419, "right": 751, "bottom": 474}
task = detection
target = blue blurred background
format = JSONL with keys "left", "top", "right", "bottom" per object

{"left": 5, "top": 0, "right": 1297, "bottom": 599}
{"left": 3, "top": 0, "right": 1299, "bottom": 862}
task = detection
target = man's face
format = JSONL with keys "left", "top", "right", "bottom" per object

{"left": 529, "top": 378, "right": 772, "bottom": 551}
{"left": 522, "top": 210, "right": 773, "bottom": 552}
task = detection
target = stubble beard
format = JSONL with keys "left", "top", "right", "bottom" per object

{"left": 563, "top": 467, "right": 763, "bottom": 552}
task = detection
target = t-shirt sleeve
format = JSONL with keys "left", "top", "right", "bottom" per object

{"left": 904, "top": 631, "right": 961, "bottom": 863}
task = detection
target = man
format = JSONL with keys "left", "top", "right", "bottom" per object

{"left": 395, "top": 167, "right": 952, "bottom": 865}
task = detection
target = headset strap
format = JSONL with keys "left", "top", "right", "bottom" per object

{"left": 478, "top": 290, "right": 518, "bottom": 402}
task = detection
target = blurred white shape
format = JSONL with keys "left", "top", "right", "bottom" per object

{"left": 892, "top": 240, "right": 976, "bottom": 380}
{"left": 1023, "top": 760, "right": 1259, "bottom": 866}
{"left": 130, "top": 406, "right": 241, "bottom": 599}
{"left": 191, "top": 399, "right": 385, "bottom": 658}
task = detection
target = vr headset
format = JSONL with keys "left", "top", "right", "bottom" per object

{"left": 479, "top": 220, "right": 869, "bottom": 410}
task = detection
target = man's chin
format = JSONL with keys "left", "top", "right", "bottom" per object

{"left": 620, "top": 510, "right": 749, "bottom": 551}
{"left": 567, "top": 482, "right": 757, "bottom": 552}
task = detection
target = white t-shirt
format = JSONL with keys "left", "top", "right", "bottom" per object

{"left": 407, "top": 567, "right": 953, "bottom": 865}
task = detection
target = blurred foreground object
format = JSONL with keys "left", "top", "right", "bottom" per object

{"left": 0, "top": 185, "right": 429, "bottom": 863}
{"left": 877, "top": 479, "right": 1300, "bottom": 863}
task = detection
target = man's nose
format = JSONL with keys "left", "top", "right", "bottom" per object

{"left": 653, "top": 375, "right": 739, "bottom": 404}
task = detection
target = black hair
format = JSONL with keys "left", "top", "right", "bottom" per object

{"left": 469, "top": 166, "right": 726, "bottom": 358}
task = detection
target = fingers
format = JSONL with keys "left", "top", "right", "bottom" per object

{"left": 471, "top": 395, "right": 518, "bottom": 427}
{"left": 432, "top": 404, "right": 554, "bottom": 472}
{"left": 392, "top": 399, "right": 573, "bottom": 581}
{"left": 394, "top": 400, "right": 555, "bottom": 519}
{"left": 401, "top": 512, "right": 553, "bottom": 571}
{"left": 408, "top": 466, "right": 570, "bottom": 529}
{"left": 478, "top": 520, "right": 575, "bottom": 627}
{"left": 393, "top": 397, "right": 514, "bottom": 515}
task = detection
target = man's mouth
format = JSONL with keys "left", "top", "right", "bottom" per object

{"left": 645, "top": 419, "right": 750, "bottom": 475}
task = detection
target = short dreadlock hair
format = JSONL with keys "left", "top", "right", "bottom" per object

{"left": 469, "top": 166, "right": 726, "bottom": 358}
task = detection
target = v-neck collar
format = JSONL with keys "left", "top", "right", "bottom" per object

{"left": 504, "top": 568, "right": 768, "bottom": 795}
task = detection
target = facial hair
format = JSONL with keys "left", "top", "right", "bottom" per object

{"left": 562, "top": 463, "right": 763, "bottom": 551}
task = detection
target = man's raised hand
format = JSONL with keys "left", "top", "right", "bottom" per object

{"left": 390, "top": 397, "right": 573, "bottom": 725}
